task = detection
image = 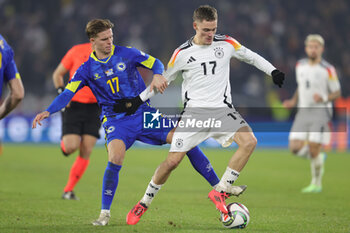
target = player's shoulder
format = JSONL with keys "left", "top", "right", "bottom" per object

{"left": 296, "top": 58, "right": 308, "bottom": 67}
{"left": 78, "top": 55, "right": 94, "bottom": 71}
{"left": 0, "top": 35, "right": 12, "bottom": 52}
{"left": 115, "top": 45, "right": 145, "bottom": 58}
{"left": 320, "top": 59, "right": 334, "bottom": 70}
{"left": 171, "top": 39, "right": 193, "bottom": 56}
{"left": 167, "top": 39, "right": 193, "bottom": 66}
{"left": 178, "top": 39, "right": 194, "bottom": 51}
{"left": 320, "top": 59, "right": 338, "bottom": 79}
{"left": 213, "top": 34, "right": 241, "bottom": 49}
{"left": 0, "top": 34, "right": 5, "bottom": 51}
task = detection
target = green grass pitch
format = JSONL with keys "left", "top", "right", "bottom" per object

{"left": 0, "top": 144, "right": 349, "bottom": 233}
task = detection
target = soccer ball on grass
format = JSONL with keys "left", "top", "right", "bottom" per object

{"left": 220, "top": 202, "right": 250, "bottom": 229}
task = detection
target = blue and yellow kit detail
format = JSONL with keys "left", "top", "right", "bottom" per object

{"left": 0, "top": 34, "right": 21, "bottom": 97}
{"left": 47, "top": 45, "right": 163, "bottom": 119}
{"left": 46, "top": 44, "right": 169, "bottom": 148}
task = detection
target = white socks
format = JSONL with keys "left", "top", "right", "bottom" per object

{"left": 310, "top": 152, "right": 324, "bottom": 186}
{"left": 216, "top": 167, "right": 240, "bottom": 193}
{"left": 140, "top": 180, "right": 162, "bottom": 207}
{"left": 101, "top": 209, "right": 110, "bottom": 215}
{"left": 296, "top": 145, "right": 310, "bottom": 159}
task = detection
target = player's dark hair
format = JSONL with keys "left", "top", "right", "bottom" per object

{"left": 86, "top": 19, "right": 114, "bottom": 38}
{"left": 193, "top": 5, "right": 218, "bottom": 22}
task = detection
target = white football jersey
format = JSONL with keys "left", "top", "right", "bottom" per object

{"left": 162, "top": 34, "right": 276, "bottom": 108}
{"left": 295, "top": 58, "right": 340, "bottom": 108}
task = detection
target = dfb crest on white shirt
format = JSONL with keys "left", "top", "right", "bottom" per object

{"left": 214, "top": 47, "right": 224, "bottom": 58}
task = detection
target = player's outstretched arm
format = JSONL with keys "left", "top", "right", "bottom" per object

{"left": 0, "top": 78, "right": 25, "bottom": 119}
{"left": 32, "top": 89, "right": 75, "bottom": 128}
{"left": 233, "top": 46, "right": 285, "bottom": 87}
{"left": 32, "top": 111, "right": 50, "bottom": 128}
{"left": 116, "top": 74, "right": 168, "bottom": 116}
{"left": 282, "top": 89, "right": 298, "bottom": 109}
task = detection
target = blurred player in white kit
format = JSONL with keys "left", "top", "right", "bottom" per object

{"left": 283, "top": 34, "right": 341, "bottom": 193}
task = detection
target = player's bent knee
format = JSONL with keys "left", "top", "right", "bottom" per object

{"left": 64, "top": 145, "right": 79, "bottom": 154}
{"left": 290, "top": 147, "right": 300, "bottom": 155}
{"left": 165, "top": 159, "right": 181, "bottom": 171}
{"left": 289, "top": 141, "right": 304, "bottom": 155}
{"left": 241, "top": 135, "right": 257, "bottom": 152}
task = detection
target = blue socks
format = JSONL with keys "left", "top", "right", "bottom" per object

{"left": 186, "top": 146, "right": 220, "bottom": 186}
{"left": 100, "top": 148, "right": 217, "bottom": 210}
{"left": 101, "top": 162, "right": 122, "bottom": 210}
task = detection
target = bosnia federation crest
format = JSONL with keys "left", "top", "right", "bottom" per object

{"left": 214, "top": 47, "right": 224, "bottom": 58}
{"left": 116, "top": 62, "right": 126, "bottom": 71}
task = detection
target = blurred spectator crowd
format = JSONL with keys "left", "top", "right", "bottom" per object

{"left": 0, "top": 0, "right": 349, "bottom": 114}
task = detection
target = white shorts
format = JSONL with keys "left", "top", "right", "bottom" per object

{"left": 170, "top": 107, "right": 250, "bottom": 152}
{"left": 289, "top": 108, "right": 331, "bottom": 145}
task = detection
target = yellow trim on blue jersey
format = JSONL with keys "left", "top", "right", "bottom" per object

{"left": 141, "top": 56, "right": 156, "bottom": 69}
{"left": 65, "top": 81, "right": 82, "bottom": 93}
{"left": 102, "top": 115, "right": 108, "bottom": 125}
{"left": 15, "top": 73, "right": 21, "bottom": 80}
{"left": 90, "top": 45, "right": 116, "bottom": 63}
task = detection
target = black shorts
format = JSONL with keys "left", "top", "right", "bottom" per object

{"left": 61, "top": 101, "right": 101, "bottom": 138}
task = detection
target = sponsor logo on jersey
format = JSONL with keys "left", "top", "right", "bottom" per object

{"left": 116, "top": 62, "right": 126, "bottom": 71}
{"left": 94, "top": 73, "right": 102, "bottom": 80}
{"left": 104, "top": 68, "right": 114, "bottom": 76}
{"left": 214, "top": 47, "right": 224, "bottom": 58}
{"left": 187, "top": 56, "right": 196, "bottom": 64}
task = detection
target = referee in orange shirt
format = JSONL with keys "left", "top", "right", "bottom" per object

{"left": 53, "top": 43, "right": 101, "bottom": 200}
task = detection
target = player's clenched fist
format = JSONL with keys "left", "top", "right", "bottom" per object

{"left": 32, "top": 111, "right": 50, "bottom": 128}
{"left": 271, "top": 69, "right": 285, "bottom": 88}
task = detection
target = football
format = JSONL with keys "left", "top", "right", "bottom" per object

{"left": 220, "top": 202, "right": 250, "bottom": 229}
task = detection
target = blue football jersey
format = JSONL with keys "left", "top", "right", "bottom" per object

{"left": 64, "top": 45, "right": 162, "bottom": 119}
{"left": 0, "top": 34, "right": 21, "bottom": 97}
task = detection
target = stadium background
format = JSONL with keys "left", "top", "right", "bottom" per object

{"left": 0, "top": 0, "right": 349, "bottom": 149}
{"left": 1, "top": 1, "right": 350, "bottom": 233}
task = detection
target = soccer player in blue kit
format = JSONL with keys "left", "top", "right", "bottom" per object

{"left": 0, "top": 34, "right": 25, "bottom": 120}
{"left": 32, "top": 19, "right": 246, "bottom": 226}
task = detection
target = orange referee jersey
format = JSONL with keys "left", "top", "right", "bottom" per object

{"left": 61, "top": 43, "right": 96, "bottom": 103}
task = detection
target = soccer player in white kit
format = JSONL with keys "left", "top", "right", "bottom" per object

{"left": 125, "top": 5, "right": 285, "bottom": 224}
{"left": 283, "top": 34, "right": 341, "bottom": 193}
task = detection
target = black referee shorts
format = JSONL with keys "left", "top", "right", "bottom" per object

{"left": 61, "top": 101, "right": 101, "bottom": 138}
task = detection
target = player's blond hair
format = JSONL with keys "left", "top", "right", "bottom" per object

{"left": 193, "top": 5, "right": 218, "bottom": 22}
{"left": 305, "top": 34, "right": 325, "bottom": 46}
{"left": 86, "top": 19, "right": 114, "bottom": 39}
